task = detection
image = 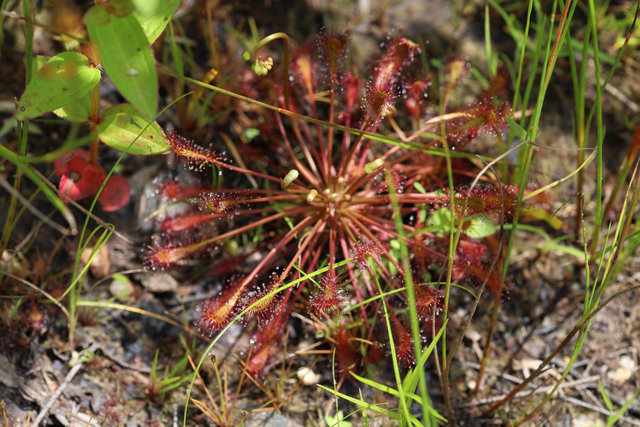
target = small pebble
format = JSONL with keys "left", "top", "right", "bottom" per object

{"left": 297, "top": 367, "right": 322, "bottom": 386}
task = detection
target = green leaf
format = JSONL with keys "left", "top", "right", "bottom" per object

{"left": 31, "top": 55, "right": 92, "bottom": 123}
{"left": 316, "top": 385, "right": 401, "bottom": 421}
{"left": 85, "top": 0, "right": 157, "bottom": 119}
{"left": 426, "top": 208, "right": 453, "bottom": 237}
{"left": 17, "top": 52, "right": 100, "bottom": 120}
{"left": 598, "top": 380, "right": 614, "bottom": 412}
{"left": 351, "top": 372, "right": 400, "bottom": 397}
{"left": 150, "top": 349, "right": 160, "bottom": 382}
{"left": 607, "top": 385, "right": 640, "bottom": 426}
{"left": 159, "top": 376, "right": 182, "bottom": 388}
{"left": 53, "top": 91, "right": 92, "bottom": 123}
{"left": 131, "top": 0, "right": 159, "bottom": 17}
{"left": 133, "top": 0, "right": 179, "bottom": 44}
{"left": 400, "top": 319, "right": 448, "bottom": 422}
{"left": 465, "top": 219, "right": 498, "bottom": 238}
{"left": 31, "top": 56, "right": 48, "bottom": 72}
{"left": 112, "top": 273, "right": 132, "bottom": 284}
{"left": 506, "top": 115, "right": 528, "bottom": 141}
{"left": 97, "top": 103, "right": 169, "bottom": 155}
{"left": 325, "top": 410, "right": 352, "bottom": 427}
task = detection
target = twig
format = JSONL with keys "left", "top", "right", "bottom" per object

{"left": 480, "top": 285, "right": 640, "bottom": 417}
{"left": 0, "top": 174, "right": 73, "bottom": 235}
{"left": 455, "top": 374, "right": 601, "bottom": 408}
{"left": 602, "top": 76, "right": 640, "bottom": 114}
{"left": 99, "top": 347, "right": 152, "bottom": 374}
{"left": 173, "top": 403, "right": 178, "bottom": 427}
{"left": 466, "top": 361, "right": 601, "bottom": 390}
{"left": 463, "top": 362, "right": 529, "bottom": 385}
{"left": 33, "top": 342, "right": 99, "bottom": 426}
{"left": 556, "top": 395, "right": 640, "bottom": 427}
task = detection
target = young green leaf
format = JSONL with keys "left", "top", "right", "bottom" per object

{"left": 97, "top": 103, "right": 169, "bottom": 155}
{"left": 85, "top": 0, "right": 158, "bottom": 119}
{"left": 16, "top": 52, "right": 100, "bottom": 120}
{"left": 606, "top": 385, "right": 640, "bottom": 426}
{"left": 598, "top": 380, "right": 614, "bottom": 412}
{"left": 133, "top": 0, "right": 179, "bottom": 44}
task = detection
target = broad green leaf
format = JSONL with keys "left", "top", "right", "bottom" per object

{"left": 133, "top": 0, "right": 179, "bottom": 44}
{"left": 131, "top": 0, "right": 159, "bottom": 17}
{"left": 17, "top": 52, "right": 100, "bottom": 120}
{"left": 83, "top": 0, "right": 134, "bottom": 26}
{"left": 97, "top": 104, "right": 169, "bottom": 155}
{"left": 85, "top": 0, "right": 157, "bottom": 119}
{"left": 31, "top": 56, "right": 92, "bottom": 122}
{"left": 53, "top": 91, "right": 92, "bottom": 123}
{"left": 31, "top": 56, "right": 48, "bottom": 71}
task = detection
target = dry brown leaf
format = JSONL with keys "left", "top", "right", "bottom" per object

{"left": 81, "top": 243, "right": 110, "bottom": 279}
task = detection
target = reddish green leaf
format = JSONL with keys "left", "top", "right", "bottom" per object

{"left": 85, "top": 0, "right": 157, "bottom": 119}
{"left": 97, "top": 103, "right": 169, "bottom": 155}
{"left": 32, "top": 56, "right": 92, "bottom": 123}
{"left": 83, "top": 0, "right": 134, "bottom": 26}
{"left": 133, "top": 0, "right": 179, "bottom": 44}
{"left": 16, "top": 52, "right": 100, "bottom": 121}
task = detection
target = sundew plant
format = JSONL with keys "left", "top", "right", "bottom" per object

{"left": 144, "top": 26, "right": 525, "bottom": 386}
{"left": 4, "top": 0, "right": 640, "bottom": 424}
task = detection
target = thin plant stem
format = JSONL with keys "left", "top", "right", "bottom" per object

{"left": 0, "top": 0, "right": 12, "bottom": 65}
{"left": 244, "top": 32, "right": 291, "bottom": 110}
{"left": 89, "top": 84, "right": 101, "bottom": 164}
